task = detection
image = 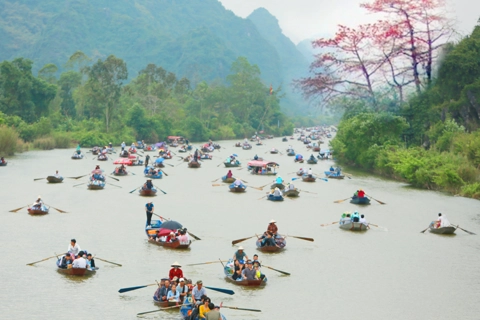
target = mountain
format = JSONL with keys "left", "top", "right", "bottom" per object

{"left": 0, "top": 0, "right": 312, "bottom": 114}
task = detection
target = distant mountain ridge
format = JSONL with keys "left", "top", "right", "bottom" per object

{"left": 0, "top": 0, "right": 311, "bottom": 114}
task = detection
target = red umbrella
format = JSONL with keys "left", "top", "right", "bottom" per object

{"left": 113, "top": 158, "right": 133, "bottom": 165}
{"left": 157, "top": 228, "right": 175, "bottom": 236}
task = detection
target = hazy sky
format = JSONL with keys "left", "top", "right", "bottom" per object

{"left": 219, "top": 0, "right": 479, "bottom": 44}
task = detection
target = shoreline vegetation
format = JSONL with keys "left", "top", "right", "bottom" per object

{"left": 0, "top": 53, "right": 338, "bottom": 156}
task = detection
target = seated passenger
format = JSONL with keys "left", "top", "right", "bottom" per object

{"left": 226, "top": 170, "right": 233, "bottom": 178}
{"left": 275, "top": 176, "right": 283, "bottom": 184}
{"left": 254, "top": 154, "right": 258, "bottom": 160}
{"left": 167, "top": 232, "right": 177, "bottom": 242}
{"left": 86, "top": 253, "right": 96, "bottom": 270}
{"left": 273, "top": 187, "right": 281, "bottom": 197}
{"left": 232, "top": 269, "right": 243, "bottom": 281}
{"left": 358, "top": 189, "right": 365, "bottom": 198}
{"left": 233, "top": 179, "right": 243, "bottom": 187}
{"left": 359, "top": 214, "right": 369, "bottom": 227}
{"left": 59, "top": 253, "right": 73, "bottom": 269}
{"left": 167, "top": 284, "right": 180, "bottom": 302}
{"left": 255, "top": 264, "right": 265, "bottom": 280}
{"left": 352, "top": 211, "right": 360, "bottom": 222}
{"left": 330, "top": 166, "right": 335, "bottom": 172}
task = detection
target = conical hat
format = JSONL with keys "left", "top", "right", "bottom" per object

{"left": 171, "top": 261, "right": 181, "bottom": 267}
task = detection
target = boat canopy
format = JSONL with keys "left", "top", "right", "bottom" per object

{"left": 247, "top": 160, "right": 279, "bottom": 167}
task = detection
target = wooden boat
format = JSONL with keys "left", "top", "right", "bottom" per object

{"left": 296, "top": 170, "right": 304, "bottom": 176}
{"left": 295, "top": 159, "right": 304, "bottom": 163}
{"left": 429, "top": 225, "right": 457, "bottom": 234}
{"left": 255, "top": 235, "right": 287, "bottom": 252}
{"left": 139, "top": 188, "right": 158, "bottom": 196}
{"left": 71, "top": 153, "right": 83, "bottom": 160}
{"left": 27, "top": 206, "right": 49, "bottom": 215}
{"left": 90, "top": 148, "right": 100, "bottom": 155}
{"left": 180, "top": 300, "right": 227, "bottom": 320}
{"left": 88, "top": 181, "right": 105, "bottom": 190}
{"left": 222, "top": 176, "right": 235, "bottom": 183}
{"left": 324, "top": 171, "right": 344, "bottom": 179}
{"left": 350, "top": 197, "right": 371, "bottom": 205}
{"left": 339, "top": 221, "right": 369, "bottom": 231}
{"left": 242, "top": 145, "right": 252, "bottom": 150}
{"left": 313, "top": 146, "right": 321, "bottom": 152}
{"left": 287, "top": 151, "right": 295, "bottom": 156}
{"left": 97, "top": 154, "right": 108, "bottom": 161}
{"left": 224, "top": 162, "right": 240, "bottom": 167}
{"left": 302, "top": 175, "right": 317, "bottom": 182}
{"left": 201, "top": 147, "right": 213, "bottom": 153}
{"left": 223, "top": 259, "right": 267, "bottom": 286}
{"left": 0, "top": 161, "right": 7, "bottom": 166}
{"left": 153, "top": 162, "right": 165, "bottom": 168}
{"left": 178, "top": 148, "right": 187, "bottom": 153}
{"left": 267, "top": 194, "right": 284, "bottom": 201}
{"left": 188, "top": 161, "right": 201, "bottom": 168}
{"left": 270, "top": 183, "right": 285, "bottom": 190}
{"left": 153, "top": 296, "right": 180, "bottom": 307}
{"left": 56, "top": 259, "right": 97, "bottom": 276}
{"left": 248, "top": 160, "right": 279, "bottom": 176}
{"left": 229, "top": 184, "right": 246, "bottom": 193}
{"left": 307, "top": 158, "right": 318, "bottom": 164}
{"left": 47, "top": 176, "right": 64, "bottom": 183}
{"left": 282, "top": 137, "right": 288, "bottom": 142}
{"left": 144, "top": 146, "right": 157, "bottom": 152}
{"left": 270, "top": 149, "right": 278, "bottom": 154}
{"left": 146, "top": 220, "right": 191, "bottom": 249}
{"left": 283, "top": 188, "right": 300, "bottom": 197}
{"left": 235, "top": 142, "right": 242, "bottom": 147}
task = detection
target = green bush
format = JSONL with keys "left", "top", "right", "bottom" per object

{"left": 53, "top": 132, "right": 73, "bottom": 148}
{"left": 33, "top": 136, "right": 55, "bottom": 150}
{"left": 0, "top": 125, "right": 20, "bottom": 155}
{"left": 461, "top": 183, "right": 480, "bottom": 199}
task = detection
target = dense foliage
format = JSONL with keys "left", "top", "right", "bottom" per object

{"left": 0, "top": 53, "right": 294, "bottom": 154}
{"left": 330, "top": 25, "right": 480, "bottom": 198}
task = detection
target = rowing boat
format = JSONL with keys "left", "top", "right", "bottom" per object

{"left": 139, "top": 188, "right": 158, "bottom": 196}
{"left": 146, "top": 220, "right": 191, "bottom": 249}
{"left": 324, "top": 171, "right": 344, "bottom": 179}
{"left": 350, "top": 197, "right": 370, "bottom": 205}
{"left": 282, "top": 188, "right": 300, "bottom": 197}
{"left": 223, "top": 259, "right": 267, "bottom": 287}
{"left": 339, "top": 221, "right": 369, "bottom": 231}
{"left": 180, "top": 297, "right": 227, "bottom": 319}
{"left": 56, "top": 259, "right": 97, "bottom": 276}
{"left": 267, "top": 194, "right": 284, "bottom": 201}
{"left": 302, "top": 175, "right": 316, "bottom": 182}
{"left": 429, "top": 224, "right": 457, "bottom": 234}
{"left": 307, "top": 158, "right": 318, "bottom": 164}
{"left": 270, "top": 149, "right": 278, "bottom": 154}
{"left": 294, "top": 159, "right": 304, "bottom": 163}
{"left": 229, "top": 184, "right": 246, "bottom": 193}
{"left": 224, "top": 161, "right": 240, "bottom": 168}
{"left": 255, "top": 235, "right": 286, "bottom": 252}
{"left": 222, "top": 176, "right": 235, "bottom": 183}
{"left": 71, "top": 153, "right": 83, "bottom": 160}
{"left": 88, "top": 181, "right": 105, "bottom": 190}
{"left": 28, "top": 205, "right": 49, "bottom": 215}
{"left": 47, "top": 176, "right": 64, "bottom": 183}
{"left": 242, "top": 145, "right": 252, "bottom": 150}
{"left": 287, "top": 151, "right": 295, "bottom": 156}
{"left": 0, "top": 161, "right": 7, "bottom": 166}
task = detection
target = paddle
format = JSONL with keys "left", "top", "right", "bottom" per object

{"left": 320, "top": 221, "right": 339, "bottom": 227}
{"left": 420, "top": 226, "right": 430, "bottom": 233}
{"left": 205, "top": 286, "right": 235, "bottom": 295}
{"left": 262, "top": 265, "right": 290, "bottom": 276}
{"left": 212, "top": 184, "right": 223, "bottom": 187}
{"left": 73, "top": 182, "right": 87, "bottom": 187}
{"left": 26, "top": 253, "right": 65, "bottom": 266}
{"left": 164, "top": 163, "right": 174, "bottom": 167}
{"left": 109, "top": 176, "right": 120, "bottom": 181}
{"left": 217, "top": 162, "right": 224, "bottom": 167}
{"left": 298, "top": 189, "right": 317, "bottom": 195}
{"left": 334, "top": 197, "right": 351, "bottom": 203}
{"left": 257, "top": 195, "right": 267, "bottom": 200}
{"left": 9, "top": 205, "right": 29, "bottom": 213}
{"left": 286, "top": 235, "right": 314, "bottom": 242}
{"left": 212, "top": 177, "right": 221, "bottom": 182}
{"left": 95, "top": 257, "right": 122, "bottom": 267}
{"left": 231, "top": 235, "right": 256, "bottom": 245}
{"left": 368, "top": 223, "right": 387, "bottom": 231}
{"left": 186, "top": 261, "right": 226, "bottom": 266}
{"left": 153, "top": 185, "right": 167, "bottom": 195}
{"left": 258, "top": 182, "right": 273, "bottom": 190}
{"left": 365, "top": 194, "right": 386, "bottom": 205}
{"left": 129, "top": 187, "right": 139, "bottom": 194}
{"left": 44, "top": 203, "right": 67, "bottom": 213}
{"left": 160, "top": 169, "right": 168, "bottom": 176}
{"left": 67, "top": 174, "right": 88, "bottom": 180}
{"left": 222, "top": 306, "right": 261, "bottom": 312}
{"left": 456, "top": 226, "right": 476, "bottom": 235}
{"left": 107, "top": 183, "right": 122, "bottom": 188}
{"left": 130, "top": 172, "right": 136, "bottom": 175}
{"left": 33, "top": 177, "right": 45, "bottom": 181}
{"left": 118, "top": 283, "right": 156, "bottom": 293}
{"left": 136, "top": 303, "right": 191, "bottom": 316}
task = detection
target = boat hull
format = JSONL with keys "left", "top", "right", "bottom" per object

{"left": 339, "top": 222, "right": 369, "bottom": 231}
{"left": 229, "top": 185, "right": 246, "bottom": 193}
{"left": 267, "top": 194, "right": 284, "bottom": 201}
{"left": 47, "top": 176, "right": 64, "bottom": 183}
{"left": 325, "top": 171, "right": 345, "bottom": 179}
{"left": 283, "top": 189, "right": 300, "bottom": 197}
{"left": 270, "top": 183, "right": 285, "bottom": 190}
{"left": 350, "top": 197, "right": 370, "bottom": 205}
{"left": 255, "top": 236, "right": 287, "bottom": 252}
{"left": 222, "top": 176, "right": 235, "bottom": 183}
{"left": 429, "top": 226, "right": 457, "bottom": 234}
{"left": 56, "top": 260, "right": 97, "bottom": 276}
{"left": 302, "top": 175, "right": 316, "bottom": 182}
{"left": 188, "top": 162, "right": 201, "bottom": 168}
{"left": 71, "top": 155, "right": 83, "bottom": 160}
{"left": 88, "top": 182, "right": 105, "bottom": 190}
{"left": 139, "top": 188, "right": 158, "bottom": 196}
{"left": 28, "top": 208, "right": 49, "bottom": 215}
{"left": 223, "top": 259, "right": 267, "bottom": 287}
{"left": 224, "top": 162, "right": 240, "bottom": 168}
{"left": 307, "top": 159, "right": 318, "bottom": 164}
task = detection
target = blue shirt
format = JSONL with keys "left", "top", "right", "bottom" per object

{"left": 275, "top": 177, "right": 282, "bottom": 184}
{"left": 146, "top": 203, "right": 154, "bottom": 212}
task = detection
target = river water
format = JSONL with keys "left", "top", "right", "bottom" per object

{"left": 1, "top": 136, "right": 479, "bottom": 320}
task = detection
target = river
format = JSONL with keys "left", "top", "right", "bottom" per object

{"left": 1, "top": 136, "right": 479, "bottom": 320}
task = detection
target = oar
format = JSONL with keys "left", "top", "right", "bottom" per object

{"left": 262, "top": 265, "right": 290, "bottom": 276}
{"left": 365, "top": 194, "right": 386, "bottom": 205}
{"left": 286, "top": 235, "right": 314, "bottom": 242}
{"left": 420, "top": 226, "right": 430, "bottom": 233}
{"left": 456, "top": 226, "right": 476, "bottom": 235}
{"left": 73, "top": 182, "right": 87, "bottom": 187}
{"left": 33, "top": 177, "right": 45, "bottom": 181}
{"left": 26, "top": 253, "right": 65, "bottom": 266}
{"left": 95, "top": 257, "right": 122, "bottom": 267}
{"left": 109, "top": 176, "right": 120, "bottom": 181}
{"left": 67, "top": 174, "right": 88, "bottom": 180}
{"left": 44, "top": 204, "right": 68, "bottom": 213}
{"left": 118, "top": 283, "right": 156, "bottom": 293}
{"left": 130, "top": 172, "right": 135, "bottom": 175}
{"left": 160, "top": 169, "right": 168, "bottom": 176}
{"left": 232, "top": 235, "right": 256, "bottom": 245}
{"left": 334, "top": 197, "right": 351, "bottom": 203}
{"left": 9, "top": 205, "right": 30, "bottom": 213}
{"left": 107, "top": 183, "right": 122, "bottom": 188}
{"left": 129, "top": 187, "right": 139, "bottom": 194}
{"left": 222, "top": 306, "right": 261, "bottom": 312}
{"left": 136, "top": 303, "right": 191, "bottom": 316}
{"left": 217, "top": 162, "right": 224, "bottom": 167}
{"left": 153, "top": 185, "right": 167, "bottom": 195}
{"left": 368, "top": 223, "right": 387, "bottom": 230}
{"left": 298, "top": 189, "right": 317, "bottom": 195}
{"left": 258, "top": 182, "right": 272, "bottom": 190}
{"left": 212, "top": 177, "right": 221, "bottom": 182}
{"left": 186, "top": 261, "right": 225, "bottom": 266}
{"left": 321, "top": 221, "right": 339, "bottom": 227}
{"left": 164, "top": 163, "right": 174, "bottom": 167}
{"left": 212, "top": 184, "right": 223, "bottom": 187}
{"left": 257, "top": 195, "right": 267, "bottom": 200}
{"left": 204, "top": 286, "right": 235, "bottom": 295}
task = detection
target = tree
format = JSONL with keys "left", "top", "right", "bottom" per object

{"left": 58, "top": 71, "right": 82, "bottom": 117}
{"left": 38, "top": 63, "right": 58, "bottom": 84}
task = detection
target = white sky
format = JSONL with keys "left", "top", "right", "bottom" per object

{"left": 218, "top": 0, "right": 480, "bottom": 44}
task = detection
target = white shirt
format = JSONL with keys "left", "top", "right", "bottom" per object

{"left": 308, "top": 169, "right": 312, "bottom": 175}
{"left": 289, "top": 184, "right": 295, "bottom": 190}
{"left": 438, "top": 216, "right": 451, "bottom": 227}
{"left": 359, "top": 217, "right": 368, "bottom": 224}
{"left": 68, "top": 244, "right": 81, "bottom": 256}
{"left": 72, "top": 257, "right": 87, "bottom": 268}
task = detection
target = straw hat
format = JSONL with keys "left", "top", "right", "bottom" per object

{"left": 269, "top": 219, "right": 276, "bottom": 223}
{"left": 171, "top": 261, "right": 181, "bottom": 267}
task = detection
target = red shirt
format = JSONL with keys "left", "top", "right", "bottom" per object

{"left": 169, "top": 268, "right": 184, "bottom": 280}
{"left": 358, "top": 190, "right": 365, "bottom": 198}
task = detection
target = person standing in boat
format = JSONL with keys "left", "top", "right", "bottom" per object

{"left": 68, "top": 239, "right": 81, "bottom": 257}
{"left": 121, "top": 141, "right": 126, "bottom": 150}
{"left": 32, "top": 196, "right": 43, "bottom": 209}
{"left": 169, "top": 261, "right": 184, "bottom": 280}
{"left": 76, "top": 144, "right": 81, "bottom": 155}
{"left": 233, "top": 246, "right": 248, "bottom": 267}
{"left": 145, "top": 201, "right": 154, "bottom": 227}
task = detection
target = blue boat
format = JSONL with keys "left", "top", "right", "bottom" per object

{"left": 324, "top": 171, "right": 345, "bottom": 179}
{"left": 267, "top": 194, "right": 284, "bottom": 201}
{"left": 350, "top": 197, "right": 371, "bottom": 205}
{"left": 229, "top": 183, "right": 247, "bottom": 193}
{"left": 144, "top": 166, "right": 163, "bottom": 179}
